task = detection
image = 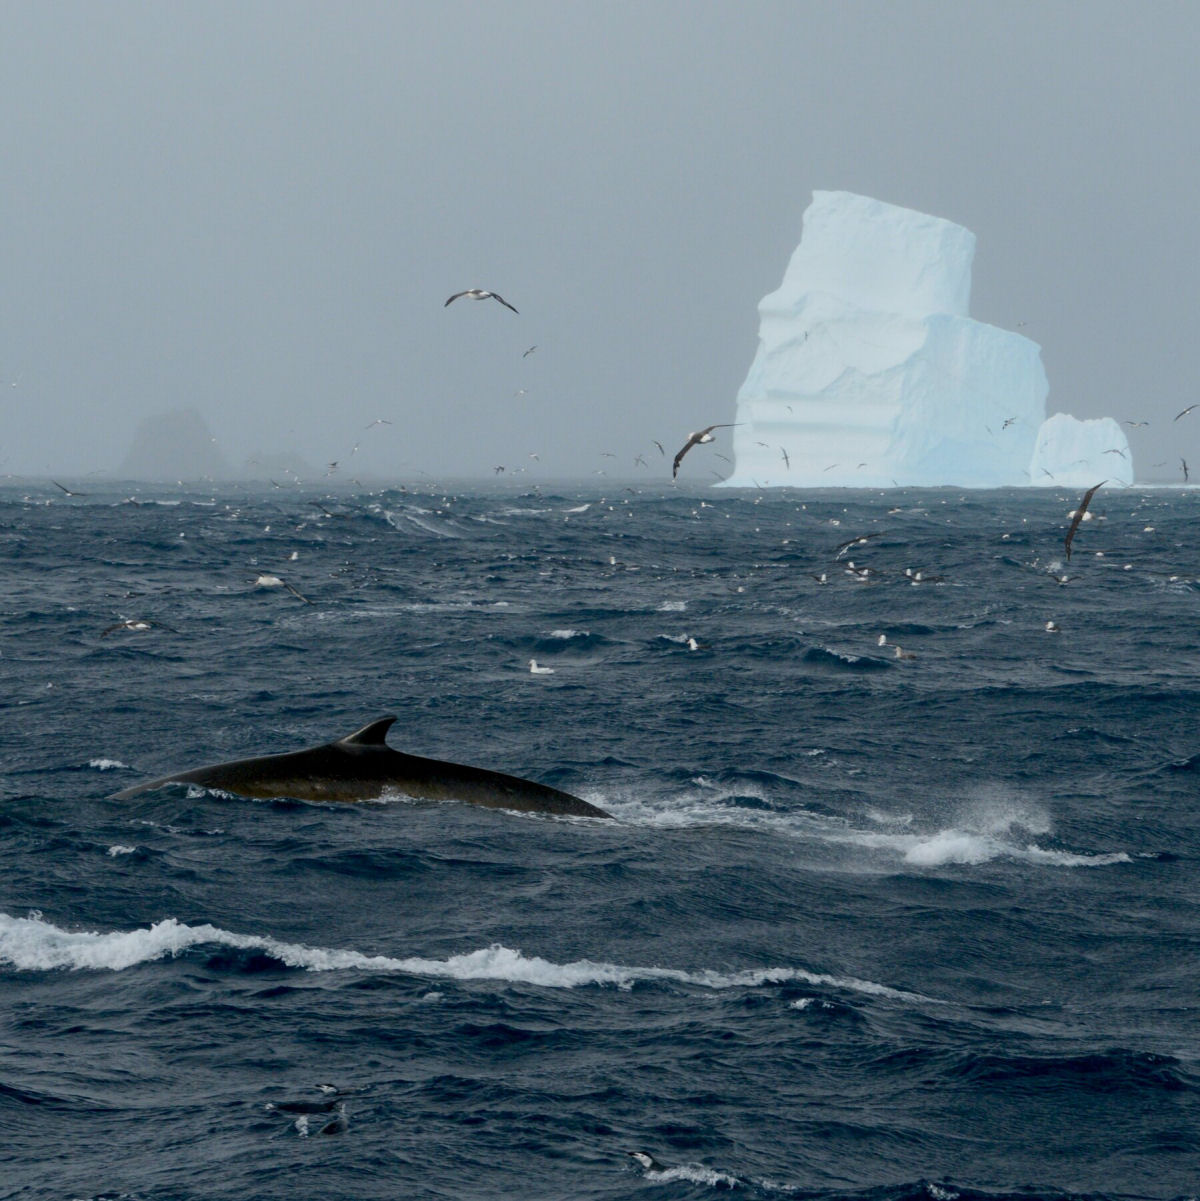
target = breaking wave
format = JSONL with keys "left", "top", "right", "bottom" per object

{"left": 0, "top": 912, "right": 930, "bottom": 1001}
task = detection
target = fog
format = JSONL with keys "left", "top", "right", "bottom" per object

{"left": 2, "top": 2, "right": 1197, "bottom": 482}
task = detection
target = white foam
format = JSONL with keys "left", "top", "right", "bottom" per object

{"left": 0, "top": 913, "right": 928, "bottom": 1002}
{"left": 88, "top": 758, "right": 128, "bottom": 771}
{"left": 106, "top": 845, "right": 136, "bottom": 857}
{"left": 601, "top": 788, "right": 1128, "bottom": 870}
{"left": 648, "top": 1164, "right": 741, "bottom": 1188}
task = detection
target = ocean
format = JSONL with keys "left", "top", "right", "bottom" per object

{"left": 2, "top": 480, "right": 1198, "bottom": 1201}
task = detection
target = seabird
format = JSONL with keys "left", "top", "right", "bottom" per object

{"left": 444, "top": 289, "right": 519, "bottom": 314}
{"left": 253, "top": 574, "right": 312, "bottom": 604}
{"left": 1123, "top": 420, "right": 1149, "bottom": 427}
{"left": 1045, "top": 620, "right": 1060, "bottom": 633}
{"left": 1174, "top": 404, "right": 1198, "bottom": 422}
{"left": 100, "top": 618, "right": 176, "bottom": 638}
{"left": 522, "top": 345, "right": 537, "bottom": 357}
{"left": 1103, "top": 448, "right": 1127, "bottom": 458}
{"left": 652, "top": 440, "right": 665, "bottom": 456}
{"left": 627, "top": 1151, "right": 668, "bottom": 1174}
{"left": 1063, "top": 481, "right": 1105, "bottom": 561}
{"left": 672, "top": 424, "right": 737, "bottom": 480}
{"left": 1002, "top": 417, "right": 1016, "bottom": 429}
{"left": 835, "top": 533, "right": 878, "bottom": 558}
{"left": 51, "top": 480, "right": 86, "bottom": 497}
{"left": 529, "top": 659, "right": 555, "bottom": 674}
{"left": 1183, "top": 458, "right": 1191, "bottom": 483}
{"left": 780, "top": 447, "right": 790, "bottom": 468}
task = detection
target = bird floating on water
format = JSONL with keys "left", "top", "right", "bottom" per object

{"left": 253, "top": 574, "right": 311, "bottom": 604}
{"left": 444, "top": 289, "right": 519, "bottom": 314}
{"left": 101, "top": 618, "right": 176, "bottom": 638}
{"left": 529, "top": 659, "right": 555, "bottom": 675}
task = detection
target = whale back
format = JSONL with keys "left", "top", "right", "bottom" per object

{"left": 108, "top": 717, "right": 611, "bottom": 818}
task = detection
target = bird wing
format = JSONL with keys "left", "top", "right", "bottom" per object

{"left": 490, "top": 293, "right": 519, "bottom": 314}
{"left": 444, "top": 292, "right": 469, "bottom": 306}
{"left": 672, "top": 434, "right": 701, "bottom": 479}
{"left": 1174, "top": 404, "right": 1197, "bottom": 421}
{"left": 1063, "top": 481, "right": 1105, "bottom": 561}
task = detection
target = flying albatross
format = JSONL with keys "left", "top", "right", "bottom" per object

{"left": 672, "top": 424, "right": 738, "bottom": 480}
{"left": 444, "top": 289, "right": 519, "bottom": 314}
{"left": 1064, "top": 480, "right": 1105, "bottom": 561}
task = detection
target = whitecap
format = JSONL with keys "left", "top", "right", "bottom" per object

{"left": 0, "top": 913, "right": 929, "bottom": 1002}
{"left": 88, "top": 758, "right": 128, "bottom": 771}
{"left": 106, "top": 845, "right": 136, "bottom": 857}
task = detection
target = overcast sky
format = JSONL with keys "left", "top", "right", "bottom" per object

{"left": 2, "top": 1, "right": 1197, "bottom": 482}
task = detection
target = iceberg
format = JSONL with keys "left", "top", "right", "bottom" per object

{"left": 1028, "top": 413, "right": 1133, "bottom": 488}
{"left": 719, "top": 191, "right": 1132, "bottom": 488}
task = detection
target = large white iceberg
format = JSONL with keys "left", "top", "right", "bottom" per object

{"left": 719, "top": 191, "right": 1132, "bottom": 488}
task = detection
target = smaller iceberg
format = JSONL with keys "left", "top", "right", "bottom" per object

{"left": 1029, "top": 414, "right": 1132, "bottom": 488}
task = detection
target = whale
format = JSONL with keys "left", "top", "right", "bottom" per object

{"left": 108, "top": 716, "right": 612, "bottom": 818}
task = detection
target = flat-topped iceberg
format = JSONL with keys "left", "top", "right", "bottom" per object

{"left": 720, "top": 191, "right": 1132, "bottom": 488}
{"left": 1029, "top": 413, "right": 1133, "bottom": 488}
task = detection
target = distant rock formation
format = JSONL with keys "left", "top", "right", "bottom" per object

{"left": 119, "top": 409, "right": 230, "bottom": 480}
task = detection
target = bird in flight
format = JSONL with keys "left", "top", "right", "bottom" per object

{"left": 1174, "top": 404, "right": 1198, "bottom": 422}
{"left": 1064, "top": 481, "right": 1105, "bottom": 561}
{"left": 672, "top": 424, "right": 737, "bottom": 480}
{"left": 444, "top": 289, "right": 519, "bottom": 314}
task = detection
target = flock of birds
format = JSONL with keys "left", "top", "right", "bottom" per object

{"left": 39, "top": 283, "right": 1157, "bottom": 645}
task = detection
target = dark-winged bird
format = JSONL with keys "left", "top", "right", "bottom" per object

{"left": 672, "top": 424, "right": 737, "bottom": 480}
{"left": 444, "top": 289, "right": 518, "bottom": 314}
{"left": 1064, "top": 481, "right": 1105, "bottom": 561}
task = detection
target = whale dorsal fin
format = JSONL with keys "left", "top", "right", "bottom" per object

{"left": 339, "top": 716, "right": 397, "bottom": 747}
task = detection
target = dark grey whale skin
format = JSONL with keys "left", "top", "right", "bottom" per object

{"left": 108, "top": 716, "right": 612, "bottom": 819}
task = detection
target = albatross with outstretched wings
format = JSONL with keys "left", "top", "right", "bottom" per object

{"left": 444, "top": 289, "right": 519, "bottom": 314}
{"left": 1064, "top": 481, "right": 1105, "bottom": 562}
{"left": 672, "top": 424, "right": 738, "bottom": 480}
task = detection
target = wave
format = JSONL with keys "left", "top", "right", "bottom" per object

{"left": 801, "top": 645, "right": 891, "bottom": 673}
{"left": 0, "top": 913, "right": 928, "bottom": 1001}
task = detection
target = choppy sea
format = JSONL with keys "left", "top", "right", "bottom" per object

{"left": 2, "top": 480, "right": 1198, "bottom": 1201}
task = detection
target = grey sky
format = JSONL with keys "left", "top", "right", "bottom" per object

{"left": 2, "top": 1, "right": 1197, "bottom": 481}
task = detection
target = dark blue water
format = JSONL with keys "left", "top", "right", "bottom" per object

{"left": 3, "top": 481, "right": 1198, "bottom": 1201}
